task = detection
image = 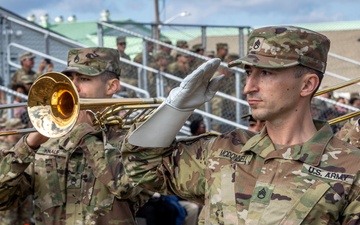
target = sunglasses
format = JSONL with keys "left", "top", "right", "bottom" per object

{"left": 118, "top": 42, "right": 126, "bottom": 46}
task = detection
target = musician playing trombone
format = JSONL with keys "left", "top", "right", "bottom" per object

{"left": 121, "top": 26, "right": 360, "bottom": 224}
{"left": 0, "top": 47, "right": 152, "bottom": 224}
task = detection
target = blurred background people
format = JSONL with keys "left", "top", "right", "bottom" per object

{"left": 11, "top": 51, "right": 53, "bottom": 86}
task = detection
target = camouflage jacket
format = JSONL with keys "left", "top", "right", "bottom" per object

{"left": 122, "top": 121, "right": 360, "bottom": 224}
{"left": 11, "top": 68, "right": 39, "bottom": 85}
{"left": 0, "top": 123, "right": 152, "bottom": 225}
{"left": 0, "top": 139, "right": 34, "bottom": 225}
{"left": 335, "top": 118, "right": 360, "bottom": 148}
{"left": 119, "top": 51, "right": 137, "bottom": 80}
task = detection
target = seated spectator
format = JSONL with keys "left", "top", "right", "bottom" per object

{"left": 190, "top": 117, "right": 206, "bottom": 136}
{"left": 215, "top": 42, "right": 228, "bottom": 61}
{"left": 350, "top": 96, "right": 360, "bottom": 109}
{"left": 11, "top": 83, "right": 28, "bottom": 119}
{"left": 242, "top": 114, "right": 266, "bottom": 133}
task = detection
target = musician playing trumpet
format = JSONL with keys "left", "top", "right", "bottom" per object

{"left": 0, "top": 47, "right": 153, "bottom": 224}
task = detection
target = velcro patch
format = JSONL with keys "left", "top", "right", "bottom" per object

{"left": 302, "top": 164, "right": 354, "bottom": 184}
{"left": 217, "top": 149, "right": 252, "bottom": 164}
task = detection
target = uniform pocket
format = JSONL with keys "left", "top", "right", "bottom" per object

{"left": 33, "top": 155, "right": 64, "bottom": 212}
{"left": 221, "top": 164, "right": 238, "bottom": 225}
{"left": 279, "top": 179, "right": 331, "bottom": 225}
{"left": 82, "top": 168, "right": 115, "bottom": 214}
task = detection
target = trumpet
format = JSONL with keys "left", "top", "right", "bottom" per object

{"left": 0, "top": 72, "right": 163, "bottom": 137}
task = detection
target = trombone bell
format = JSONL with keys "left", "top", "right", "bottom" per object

{"left": 26, "top": 72, "right": 163, "bottom": 138}
{"left": 28, "top": 72, "right": 80, "bottom": 138}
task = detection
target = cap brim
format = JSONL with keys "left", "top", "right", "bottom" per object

{"left": 228, "top": 54, "right": 299, "bottom": 69}
{"left": 61, "top": 65, "right": 103, "bottom": 76}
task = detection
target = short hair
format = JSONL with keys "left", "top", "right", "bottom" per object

{"left": 349, "top": 97, "right": 360, "bottom": 105}
{"left": 190, "top": 118, "right": 204, "bottom": 135}
{"left": 100, "top": 71, "right": 120, "bottom": 82}
{"left": 293, "top": 65, "right": 324, "bottom": 96}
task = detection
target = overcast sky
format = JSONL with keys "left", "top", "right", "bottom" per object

{"left": 1, "top": 0, "right": 360, "bottom": 27}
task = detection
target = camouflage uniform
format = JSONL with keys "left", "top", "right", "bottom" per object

{"left": 335, "top": 118, "right": 360, "bottom": 148}
{"left": 122, "top": 26, "right": 360, "bottom": 224}
{"left": 0, "top": 138, "right": 34, "bottom": 225}
{"left": 0, "top": 118, "right": 34, "bottom": 225}
{"left": 118, "top": 51, "right": 138, "bottom": 97}
{"left": 0, "top": 48, "right": 152, "bottom": 225}
{"left": 11, "top": 52, "right": 41, "bottom": 86}
{"left": 122, "top": 120, "right": 360, "bottom": 224}
{"left": 166, "top": 52, "right": 190, "bottom": 90}
{"left": 11, "top": 68, "right": 39, "bottom": 86}
{"left": 0, "top": 123, "right": 152, "bottom": 225}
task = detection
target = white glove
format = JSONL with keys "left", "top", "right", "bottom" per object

{"left": 167, "top": 58, "right": 222, "bottom": 111}
{"left": 128, "top": 58, "right": 223, "bottom": 147}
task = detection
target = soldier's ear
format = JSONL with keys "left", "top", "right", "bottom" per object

{"left": 300, "top": 73, "right": 319, "bottom": 98}
{"left": 106, "top": 78, "right": 120, "bottom": 95}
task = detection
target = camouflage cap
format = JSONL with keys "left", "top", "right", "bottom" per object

{"left": 216, "top": 43, "right": 228, "bottom": 49}
{"left": 228, "top": 26, "right": 330, "bottom": 73}
{"left": 160, "top": 38, "right": 172, "bottom": 44}
{"left": 176, "top": 40, "right": 188, "bottom": 48}
{"left": 191, "top": 43, "right": 204, "bottom": 52}
{"left": 206, "top": 50, "right": 215, "bottom": 56}
{"left": 20, "top": 52, "right": 36, "bottom": 61}
{"left": 62, "top": 47, "right": 121, "bottom": 77}
{"left": 154, "top": 51, "right": 168, "bottom": 61}
{"left": 116, "top": 36, "right": 126, "bottom": 44}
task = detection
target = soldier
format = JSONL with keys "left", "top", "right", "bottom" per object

{"left": 171, "top": 40, "right": 189, "bottom": 59}
{"left": 215, "top": 42, "right": 229, "bottom": 61}
{"left": 188, "top": 43, "right": 205, "bottom": 72}
{"left": 148, "top": 51, "right": 170, "bottom": 96}
{"left": 0, "top": 118, "right": 34, "bottom": 225}
{"left": 116, "top": 36, "right": 138, "bottom": 97}
{"left": 11, "top": 51, "right": 53, "bottom": 86}
{"left": 166, "top": 51, "right": 190, "bottom": 92}
{"left": 0, "top": 47, "right": 152, "bottom": 224}
{"left": 242, "top": 114, "right": 266, "bottom": 133}
{"left": 154, "top": 38, "right": 175, "bottom": 64}
{"left": 335, "top": 118, "right": 360, "bottom": 148}
{"left": 122, "top": 26, "right": 360, "bottom": 224}
{"left": 133, "top": 41, "right": 155, "bottom": 67}
{"left": 176, "top": 40, "right": 189, "bottom": 49}
{"left": 205, "top": 50, "right": 215, "bottom": 58}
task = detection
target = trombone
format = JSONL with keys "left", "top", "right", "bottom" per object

{"left": 0, "top": 72, "right": 163, "bottom": 137}
{"left": 314, "top": 77, "right": 360, "bottom": 125}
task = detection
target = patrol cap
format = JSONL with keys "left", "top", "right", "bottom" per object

{"left": 20, "top": 52, "right": 36, "bottom": 61}
{"left": 206, "top": 50, "right": 215, "bottom": 57}
{"left": 160, "top": 38, "right": 172, "bottom": 44}
{"left": 176, "top": 51, "right": 189, "bottom": 57}
{"left": 191, "top": 44, "right": 204, "bottom": 52}
{"left": 116, "top": 36, "right": 126, "bottom": 44}
{"left": 154, "top": 51, "right": 168, "bottom": 61}
{"left": 21, "top": 74, "right": 36, "bottom": 84}
{"left": 62, "top": 47, "right": 121, "bottom": 78}
{"left": 176, "top": 40, "right": 188, "bottom": 48}
{"left": 228, "top": 26, "right": 330, "bottom": 73}
{"left": 216, "top": 43, "right": 228, "bottom": 49}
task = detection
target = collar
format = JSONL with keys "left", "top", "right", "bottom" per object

{"left": 241, "top": 120, "right": 334, "bottom": 166}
